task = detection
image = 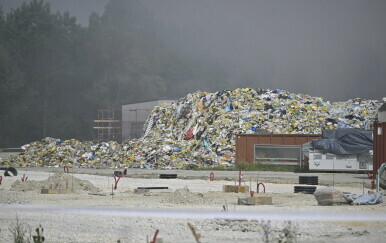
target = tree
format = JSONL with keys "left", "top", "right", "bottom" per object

{"left": 0, "top": 0, "right": 87, "bottom": 146}
{"left": 0, "top": 0, "right": 231, "bottom": 147}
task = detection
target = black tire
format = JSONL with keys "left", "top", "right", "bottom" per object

{"left": 294, "top": 191, "right": 315, "bottom": 194}
{"left": 299, "top": 176, "right": 318, "bottom": 179}
{"left": 294, "top": 186, "right": 316, "bottom": 189}
{"left": 299, "top": 181, "right": 318, "bottom": 185}
{"left": 159, "top": 174, "right": 177, "bottom": 179}
{"left": 4, "top": 167, "right": 18, "bottom": 176}
{"left": 137, "top": 187, "right": 169, "bottom": 190}
{"left": 294, "top": 186, "right": 317, "bottom": 194}
{"left": 299, "top": 176, "right": 318, "bottom": 185}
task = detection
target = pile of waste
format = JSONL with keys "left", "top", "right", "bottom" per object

{"left": 1, "top": 88, "right": 382, "bottom": 169}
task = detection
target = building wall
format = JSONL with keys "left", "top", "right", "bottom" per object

{"left": 235, "top": 134, "right": 320, "bottom": 164}
{"left": 122, "top": 100, "right": 175, "bottom": 140}
{"left": 374, "top": 103, "right": 386, "bottom": 176}
{"left": 377, "top": 103, "right": 386, "bottom": 122}
{"left": 373, "top": 122, "right": 386, "bottom": 176}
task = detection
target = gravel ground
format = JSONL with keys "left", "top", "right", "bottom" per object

{"left": 0, "top": 168, "right": 385, "bottom": 243}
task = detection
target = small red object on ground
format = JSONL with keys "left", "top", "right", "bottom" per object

{"left": 257, "top": 182, "right": 266, "bottom": 193}
{"left": 210, "top": 172, "right": 214, "bottom": 181}
{"left": 150, "top": 229, "right": 159, "bottom": 243}
{"left": 371, "top": 178, "right": 376, "bottom": 190}
{"left": 112, "top": 171, "right": 123, "bottom": 190}
{"left": 21, "top": 174, "right": 28, "bottom": 182}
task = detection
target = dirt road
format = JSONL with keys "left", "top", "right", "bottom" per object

{"left": 0, "top": 168, "right": 385, "bottom": 242}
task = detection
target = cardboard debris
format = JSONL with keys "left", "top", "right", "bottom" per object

{"left": 223, "top": 185, "right": 249, "bottom": 193}
{"left": 1, "top": 88, "right": 381, "bottom": 169}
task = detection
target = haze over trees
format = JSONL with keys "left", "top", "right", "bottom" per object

{"left": 0, "top": 0, "right": 227, "bottom": 147}
{"left": 1, "top": 0, "right": 385, "bottom": 147}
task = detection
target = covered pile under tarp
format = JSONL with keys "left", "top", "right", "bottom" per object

{"left": 343, "top": 192, "right": 384, "bottom": 205}
{"left": 1, "top": 88, "right": 382, "bottom": 169}
{"left": 314, "top": 187, "right": 384, "bottom": 205}
{"left": 310, "top": 129, "right": 373, "bottom": 154}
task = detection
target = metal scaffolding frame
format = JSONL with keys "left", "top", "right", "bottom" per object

{"left": 93, "top": 109, "right": 121, "bottom": 143}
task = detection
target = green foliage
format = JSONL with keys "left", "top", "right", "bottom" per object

{"left": 192, "top": 165, "right": 235, "bottom": 171}
{"left": 236, "top": 162, "right": 299, "bottom": 172}
{"left": 9, "top": 216, "right": 31, "bottom": 243}
{"left": 9, "top": 216, "right": 46, "bottom": 243}
{"left": 259, "top": 220, "right": 297, "bottom": 243}
{"left": 192, "top": 162, "right": 302, "bottom": 172}
{"left": 32, "top": 225, "right": 45, "bottom": 243}
{"left": 277, "top": 221, "right": 297, "bottom": 243}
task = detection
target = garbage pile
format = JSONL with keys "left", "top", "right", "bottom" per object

{"left": 1, "top": 88, "right": 382, "bottom": 169}
{"left": 2, "top": 137, "right": 127, "bottom": 168}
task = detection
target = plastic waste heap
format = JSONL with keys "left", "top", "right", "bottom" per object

{"left": 2, "top": 88, "right": 381, "bottom": 169}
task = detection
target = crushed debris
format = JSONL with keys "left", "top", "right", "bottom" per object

{"left": 1, "top": 88, "right": 381, "bottom": 169}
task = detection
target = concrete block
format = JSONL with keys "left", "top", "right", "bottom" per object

{"left": 134, "top": 188, "right": 149, "bottom": 194}
{"left": 237, "top": 197, "right": 256, "bottom": 205}
{"left": 314, "top": 187, "right": 350, "bottom": 206}
{"left": 255, "top": 196, "right": 273, "bottom": 205}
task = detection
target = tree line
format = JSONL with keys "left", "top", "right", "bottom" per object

{"left": 0, "top": 0, "right": 230, "bottom": 147}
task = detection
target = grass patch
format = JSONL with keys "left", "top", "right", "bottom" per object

{"left": 9, "top": 215, "right": 45, "bottom": 243}
{"left": 192, "top": 165, "right": 235, "bottom": 171}
{"left": 236, "top": 163, "right": 299, "bottom": 172}
{"left": 192, "top": 162, "right": 308, "bottom": 172}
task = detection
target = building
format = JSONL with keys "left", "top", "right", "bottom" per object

{"left": 377, "top": 99, "right": 386, "bottom": 122}
{"left": 121, "top": 100, "right": 175, "bottom": 141}
{"left": 374, "top": 99, "right": 386, "bottom": 188}
{"left": 235, "top": 133, "right": 320, "bottom": 167}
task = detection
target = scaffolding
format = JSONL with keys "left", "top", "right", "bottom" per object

{"left": 93, "top": 109, "right": 121, "bottom": 143}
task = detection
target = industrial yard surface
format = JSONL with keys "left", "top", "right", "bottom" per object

{"left": 0, "top": 168, "right": 385, "bottom": 243}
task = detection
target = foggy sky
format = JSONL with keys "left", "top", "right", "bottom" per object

{"left": 147, "top": 0, "right": 386, "bottom": 101}
{"left": 0, "top": 0, "right": 108, "bottom": 25}
{"left": 2, "top": 0, "right": 385, "bottom": 101}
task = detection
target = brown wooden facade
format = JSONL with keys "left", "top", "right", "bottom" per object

{"left": 373, "top": 122, "right": 386, "bottom": 175}
{"left": 235, "top": 134, "right": 320, "bottom": 164}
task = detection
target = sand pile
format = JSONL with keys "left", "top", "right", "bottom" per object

{"left": 199, "top": 219, "right": 297, "bottom": 241}
{"left": 165, "top": 186, "right": 211, "bottom": 205}
{"left": 11, "top": 172, "right": 100, "bottom": 193}
{"left": 200, "top": 219, "right": 262, "bottom": 232}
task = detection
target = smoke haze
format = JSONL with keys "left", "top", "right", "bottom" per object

{"left": 1, "top": 0, "right": 385, "bottom": 101}
{"left": 146, "top": 0, "right": 386, "bottom": 101}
